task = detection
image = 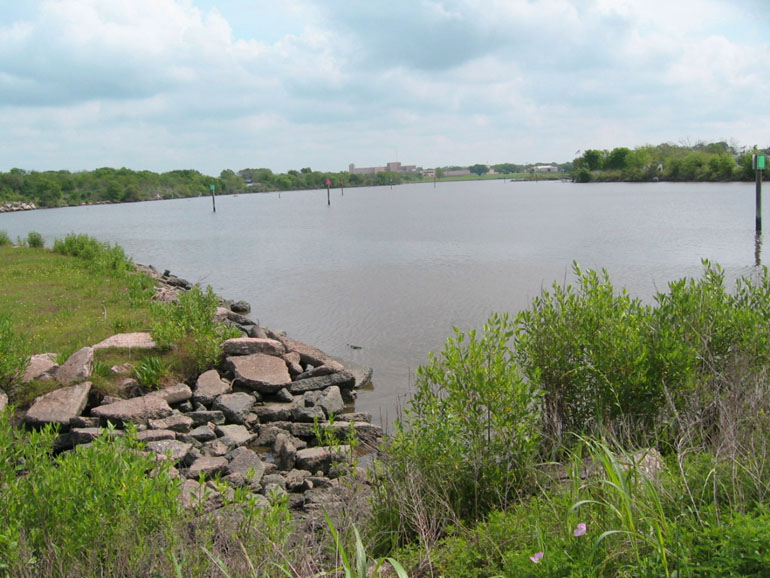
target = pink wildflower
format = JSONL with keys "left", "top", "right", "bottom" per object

{"left": 573, "top": 522, "right": 587, "bottom": 537}
{"left": 529, "top": 552, "right": 544, "bottom": 563}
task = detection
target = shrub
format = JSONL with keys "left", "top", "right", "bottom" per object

{"left": 374, "top": 313, "right": 542, "bottom": 545}
{"left": 0, "top": 417, "right": 182, "bottom": 575}
{"left": 151, "top": 286, "right": 240, "bottom": 377}
{"left": 0, "top": 314, "right": 29, "bottom": 393}
{"left": 26, "top": 231, "right": 44, "bottom": 248}
{"left": 0, "top": 230, "right": 10, "bottom": 246}
{"left": 52, "top": 233, "right": 132, "bottom": 272}
{"left": 514, "top": 264, "right": 656, "bottom": 448}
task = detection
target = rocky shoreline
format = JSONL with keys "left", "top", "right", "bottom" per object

{"left": 0, "top": 201, "right": 37, "bottom": 213}
{"left": 5, "top": 266, "right": 382, "bottom": 517}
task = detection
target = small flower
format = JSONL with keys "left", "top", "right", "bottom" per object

{"left": 573, "top": 522, "right": 587, "bottom": 537}
{"left": 529, "top": 552, "right": 544, "bottom": 563}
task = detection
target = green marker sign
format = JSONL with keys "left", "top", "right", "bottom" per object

{"left": 754, "top": 154, "right": 766, "bottom": 171}
{"left": 210, "top": 184, "right": 216, "bottom": 192}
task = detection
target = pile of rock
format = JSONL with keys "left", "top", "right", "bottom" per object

{"left": 0, "top": 201, "right": 36, "bottom": 213}
{"left": 19, "top": 321, "right": 380, "bottom": 514}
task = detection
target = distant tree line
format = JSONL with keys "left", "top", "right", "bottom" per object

{"left": 572, "top": 141, "right": 769, "bottom": 183}
{"left": 0, "top": 162, "right": 563, "bottom": 208}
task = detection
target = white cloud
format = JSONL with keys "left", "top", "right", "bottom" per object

{"left": 0, "top": 0, "right": 768, "bottom": 174}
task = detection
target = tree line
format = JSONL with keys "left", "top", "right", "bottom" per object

{"left": 572, "top": 141, "right": 769, "bottom": 182}
{"left": 0, "top": 162, "right": 561, "bottom": 208}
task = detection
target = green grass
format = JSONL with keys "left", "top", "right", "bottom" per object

{"left": 0, "top": 246, "right": 153, "bottom": 354}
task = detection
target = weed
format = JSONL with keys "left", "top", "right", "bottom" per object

{"left": 26, "top": 231, "right": 44, "bottom": 248}
{"left": 133, "top": 356, "right": 167, "bottom": 389}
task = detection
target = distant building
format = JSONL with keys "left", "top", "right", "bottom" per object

{"left": 422, "top": 168, "right": 436, "bottom": 178}
{"left": 444, "top": 169, "right": 472, "bottom": 177}
{"left": 349, "top": 161, "right": 417, "bottom": 174}
{"left": 534, "top": 165, "right": 559, "bottom": 173}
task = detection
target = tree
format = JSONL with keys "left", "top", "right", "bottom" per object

{"left": 605, "top": 147, "right": 631, "bottom": 170}
{"left": 582, "top": 149, "right": 604, "bottom": 171}
{"left": 469, "top": 164, "right": 490, "bottom": 176}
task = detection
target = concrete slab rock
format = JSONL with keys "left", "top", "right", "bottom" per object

{"left": 92, "top": 332, "right": 156, "bottom": 350}
{"left": 25, "top": 382, "right": 92, "bottom": 427}
{"left": 187, "top": 410, "right": 226, "bottom": 427}
{"left": 149, "top": 414, "right": 193, "bottom": 433}
{"left": 145, "top": 440, "right": 193, "bottom": 463}
{"left": 225, "top": 353, "right": 292, "bottom": 393}
{"left": 54, "top": 347, "right": 93, "bottom": 385}
{"left": 222, "top": 337, "right": 286, "bottom": 357}
{"left": 193, "top": 369, "right": 231, "bottom": 405}
{"left": 288, "top": 372, "right": 355, "bottom": 395}
{"left": 212, "top": 392, "right": 256, "bottom": 424}
{"left": 147, "top": 383, "right": 192, "bottom": 404}
{"left": 186, "top": 456, "right": 229, "bottom": 479}
{"left": 215, "top": 423, "right": 255, "bottom": 448}
{"left": 227, "top": 447, "right": 265, "bottom": 484}
{"left": 23, "top": 353, "right": 58, "bottom": 383}
{"left": 91, "top": 394, "right": 172, "bottom": 425}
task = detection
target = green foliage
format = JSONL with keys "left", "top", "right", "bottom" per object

{"left": 469, "top": 163, "right": 490, "bottom": 176}
{"left": 0, "top": 230, "right": 10, "bottom": 246}
{"left": 571, "top": 141, "right": 760, "bottom": 183}
{"left": 515, "top": 265, "right": 656, "bottom": 446}
{"left": 26, "top": 231, "right": 44, "bottom": 248}
{"left": 133, "top": 355, "right": 168, "bottom": 389}
{"left": 53, "top": 233, "right": 133, "bottom": 273}
{"left": 0, "top": 416, "right": 181, "bottom": 575}
{"left": 376, "top": 313, "right": 542, "bottom": 541}
{"left": 0, "top": 314, "right": 29, "bottom": 393}
{"left": 151, "top": 285, "right": 240, "bottom": 377}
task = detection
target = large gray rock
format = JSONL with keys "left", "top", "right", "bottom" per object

{"left": 212, "top": 392, "right": 256, "bottom": 424}
{"left": 189, "top": 423, "right": 217, "bottom": 442}
{"left": 92, "top": 332, "right": 156, "bottom": 350}
{"left": 275, "top": 433, "right": 297, "bottom": 471}
{"left": 215, "top": 423, "right": 255, "bottom": 448}
{"left": 145, "top": 439, "right": 193, "bottom": 462}
{"left": 147, "top": 383, "right": 192, "bottom": 404}
{"left": 193, "top": 370, "right": 231, "bottom": 405}
{"left": 292, "top": 404, "right": 326, "bottom": 423}
{"left": 295, "top": 446, "right": 351, "bottom": 475}
{"left": 332, "top": 357, "right": 374, "bottom": 389}
{"left": 22, "top": 353, "right": 58, "bottom": 383}
{"left": 294, "top": 361, "right": 345, "bottom": 381}
{"left": 253, "top": 402, "right": 296, "bottom": 423}
{"left": 92, "top": 394, "right": 172, "bottom": 425}
{"left": 221, "top": 337, "right": 286, "bottom": 357}
{"left": 186, "top": 456, "right": 229, "bottom": 479}
{"left": 227, "top": 447, "right": 265, "bottom": 484}
{"left": 136, "top": 429, "right": 177, "bottom": 443}
{"left": 54, "top": 347, "right": 93, "bottom": 385}
{"left": 282, "top": 338, "right": 333, "bottom": 367}
{"left": 24, "top": 382, "right": 92, "bottom": 427}
{"left": 226, "top": 353, "right": 292, "bottom": 393}
{"left": 288, "top": 372, "right": 355, "bottom": 394}
{"left": 148, "top": 414, "right": 193, "bottom": 433}
{"left": 318, "top": 386, "right": 345, "bottom": 418}
{"left": 187, "top": 410, "right": 226, "bottom": 427}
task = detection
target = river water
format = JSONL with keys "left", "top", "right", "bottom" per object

{"left": 0, "top": 180, "right": 763, "bottom": 425}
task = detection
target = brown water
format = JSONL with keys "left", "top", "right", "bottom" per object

{"left": 1, "top": 180, "right": 762, "bottom": 425}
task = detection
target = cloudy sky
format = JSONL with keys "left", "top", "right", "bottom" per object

{"left": 1, "top": 0, "right": 768, "bottom": 176}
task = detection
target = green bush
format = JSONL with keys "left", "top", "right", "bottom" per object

{"left": 514, "top": 264, "right": 656, "bottom": 447}
{"left": 26, "top": 231, "right": 44, "bottom": 248}
{"left": 374, "top": 313, "right": 542, "bottom": 545}
{"left": 151, "top": 286, "right": 240, "bottom": 377}
{"left": 52, "top": 233, "right": 132, "bottom": 272}
{"left": 0, "top": 416, "right": 182, "bottom": 575}
{"left": 0, "top": 230, "right": 10, "bottom": 246}
{"left": 0, "top": 314, "right": 29, "bottom": 393}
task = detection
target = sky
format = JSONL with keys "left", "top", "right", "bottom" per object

{"left": 1, "top": 0, "right": 768, "bottom": 176}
